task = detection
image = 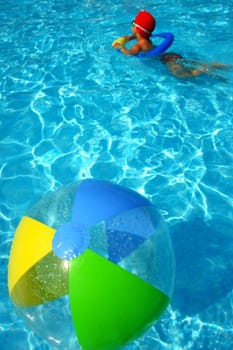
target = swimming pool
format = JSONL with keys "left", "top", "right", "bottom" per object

{"left": 1, "top": 0, "right": 233, "bottom": 349}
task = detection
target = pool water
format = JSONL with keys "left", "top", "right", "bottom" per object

{"left": 1, "top": 0, "right": 233, "bottom": 349}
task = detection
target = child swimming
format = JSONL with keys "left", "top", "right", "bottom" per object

{"left": 113, "top": 10, "right": 231, "bottom": 79}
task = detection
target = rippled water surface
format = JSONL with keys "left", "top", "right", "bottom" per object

{"left": 1, "top": 0, "right": 233, "bottom": 349}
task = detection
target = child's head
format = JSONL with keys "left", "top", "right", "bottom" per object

{"left": 132, "top": 10, "right": 156, "bottom": 39}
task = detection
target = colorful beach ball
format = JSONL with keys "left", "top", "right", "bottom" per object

{"left": 8, "top": 179, "right": 175, "bottom": 350}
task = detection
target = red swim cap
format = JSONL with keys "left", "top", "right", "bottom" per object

{"left": 134, "top": 10, "right": 156, "bottom": 38}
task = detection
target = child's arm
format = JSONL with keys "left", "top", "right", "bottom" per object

{"left": 112, "top": 35, "right": 135, "bottom": 49}
{"left": 120, "top": 42, "right": 141, "bottom": 55}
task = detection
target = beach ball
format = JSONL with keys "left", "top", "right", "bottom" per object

{"left": 8, "top": 179, "right": 175, "bottom": 350}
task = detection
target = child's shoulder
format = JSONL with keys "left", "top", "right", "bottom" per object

{"left": 138, "top": 37, "right": 153, "bottom": 51}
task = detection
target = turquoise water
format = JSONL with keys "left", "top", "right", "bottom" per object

{"left": 1, "top": 0, "right": 233, "bottom": 349}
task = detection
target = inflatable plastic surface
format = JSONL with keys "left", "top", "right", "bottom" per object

{"left": 8, "top": 179, "right": 175, "bottom": 350}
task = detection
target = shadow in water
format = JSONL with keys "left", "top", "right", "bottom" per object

{"left": 170, "top": 218, "right": 233, "bottom": 315}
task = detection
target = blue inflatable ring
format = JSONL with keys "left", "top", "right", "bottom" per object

{"left": 137, "top": 32, "right": 174, "bottom": 58}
